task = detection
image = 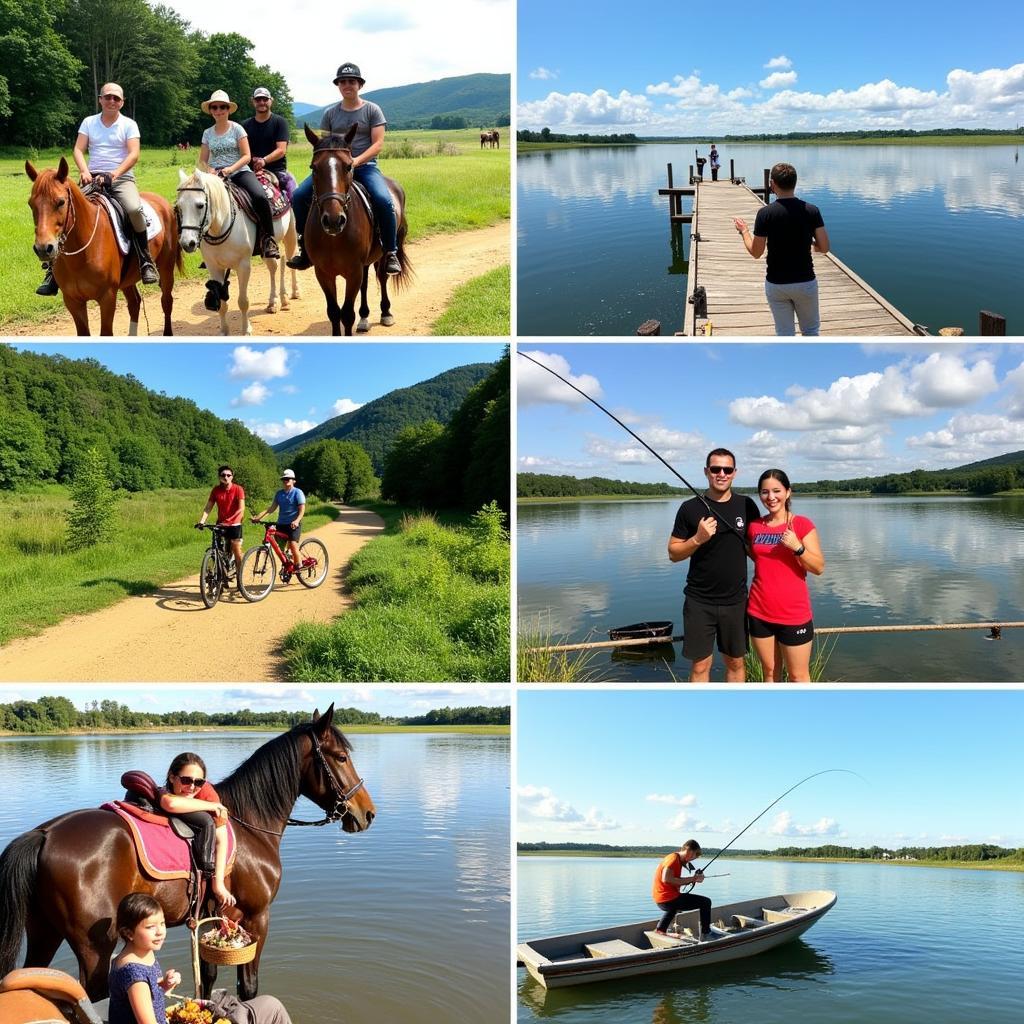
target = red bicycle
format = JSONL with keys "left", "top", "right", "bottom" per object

{"left": 239, "top": 519, "right": 329, "bottom": 602}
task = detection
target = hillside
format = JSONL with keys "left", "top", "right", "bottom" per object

{"left": 954, "top": 450, "right": 1024, "bottom": 471}
{"left": 297, "top": 73, "right": 510, "bottom": 131}
{"left": 273, "top": 362, "right": 495, "bottom": 471}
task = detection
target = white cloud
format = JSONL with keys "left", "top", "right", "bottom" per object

{"left": 760, "top": 71, "right": 797, "bottom": 89}
{"left": 331, "top": 398, "right": 364, "bottom": 416}
{"left": 530, "top": 67, "right": 558, "bottom": 80}
{"left": 769, "top": 811, "right": 842, "bottom": 837}
{"left": 909, "top": 353, "right": 998, "bottom": 406}
{"left": 247, "top": 418, "right": 318, "bottom": 442}
{"left": 518, "top": 88, "right": 652, "bottom": 129}
{"left": 518, "top": 350, "right": 602, "bottom": 407}
{"left": 647, "top": 793, "right": 697, "bottom": 806}
{"left": 668, "top": 810, "right": 693, "bottom": 830}
{"left": 230, "top": 382, "right": 271, "bottom": 407}
{"left": 762, "top": 79, "right": 940, "bottom": 113}
{"left": 1004, "top": 362, "right": 1024, "bottom": 418}
{"left": 907, "top": 412, "right": 1024, "bottom": 453}
{"left": 518, "top": 785, "right": 620, "bottom": 831}
{"left": 764, "top": 56, "right": 793, "bottom": 69}
{"left": 584, "top": 424, "right": 704, "bottom": 465}
{"left": 229, "top": 345, "right": 291, "bottom": 381}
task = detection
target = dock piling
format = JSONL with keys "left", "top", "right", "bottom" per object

{"left": 980, "top": 310, "right": 1007, "bottom": 336}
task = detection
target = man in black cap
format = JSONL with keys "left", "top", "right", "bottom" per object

{"left": 243, "top": 87, "right": 295, "bottom": 200}
{"left": 287, "top": 62, "right": 401, "bottom": 275}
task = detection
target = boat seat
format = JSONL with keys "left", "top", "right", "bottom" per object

{"left": 732, "top": 914, "right": 766, "bottom": 929}
{"left": 762, "top": 907, "right": 803, "bottom": 923}
{"left": 645, "top": 930, "right": 697, "bottom": 949}
{"left": 585, "top": 939, "right": 646, "bottom": 958}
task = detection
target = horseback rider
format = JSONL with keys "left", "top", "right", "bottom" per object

{"left": 200, "top": 90, "right": 280, "bottom": 260}
{"left": 37, "top": 82, "right": 158, "bottom": 296}
{"left": 287, "top": 62, "right": 402, "bottom": 276}
{"left": 243, "top": 86, "right": 296, "bottom": 201}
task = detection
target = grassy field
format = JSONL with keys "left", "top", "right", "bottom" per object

{"left": 282, "top": 503, "right": 510, "bottom": 682}
{"left": 0, "top": 485, "right": 338, "bottom": 645}
{"left": 4, "top": 128, "right": 509, "bottom": 329}
{"left": 431, "top": 264, "right": 509, "bottom": 335}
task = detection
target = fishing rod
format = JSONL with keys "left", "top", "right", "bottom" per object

{"left": 699, "top": 769, "right": 865, "bottom": 874}
{"left": 518, "top": 350, "right": 745, "bottom": 539}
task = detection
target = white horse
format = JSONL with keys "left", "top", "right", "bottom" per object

{"left": 175, "top": 168, "right": 299, "bottom": 335}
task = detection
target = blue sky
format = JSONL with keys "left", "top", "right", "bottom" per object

{"left": 517, "top": 343, "right": 1024, "bottom": 483}
{"left": 518, "top": 0, "right": 1024, "bottom": 133}
{"left": 518, "top": 689, "right": 1024, "bottom": 849}
{"left": 0, "top": 685, "right": 510, "bottom": 719}
{"left": 14, "top": 343, "right": 504, "bottom": 445}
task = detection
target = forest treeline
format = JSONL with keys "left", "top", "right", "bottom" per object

{"left": 1, "top": 696, "right": 510, "bottom": 732}
{"left": 792, "top": 459, "right": 1024, "bottom": 495}
{"left": 382, "top": 351, "right": 510, "bottom": 513}
{"left": 517, "top": 127, "right": 1022, "bottom": 145}
{"left": 517, "top": 129, "right": 640, "bottom": 144}
{"left": 518, "top": 473, "right": 685, "bottom": 498}
{"left": 0, "top": 347, "right": 279, "bottom": 494}
{"left": 1, "top": 0, "right": 293, "bottom": 148}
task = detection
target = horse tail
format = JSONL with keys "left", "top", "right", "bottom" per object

{"left": 0, "top": 830, "right": 45, "bottom": 976}
{"left": 390, "top": 243, "right": 413, "bottom": 292}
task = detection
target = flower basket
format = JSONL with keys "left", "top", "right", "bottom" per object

{"left": 195, "top": 916, "right": 258, "bottom": 966}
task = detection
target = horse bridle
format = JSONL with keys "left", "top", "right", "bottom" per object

{"left": 43, "top": 180, "right": 102, "bottom": 260}
{"left": 310, "top": 148, "right": 353, "bottom": 219}
{"left": 176, "top": 177, "right": 237, "bottom": 246}
{"left": 230, "top": 729, "right": 365, "bottom": 835}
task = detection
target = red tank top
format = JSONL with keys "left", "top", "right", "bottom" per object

{"left": 746, "top": 515, "right": 814, "bottom": 624}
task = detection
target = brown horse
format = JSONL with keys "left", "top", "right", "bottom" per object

{"left": 480, "top": 130, "right": 500, "bottom": 149}
{"left": 0, "top": 706, "right": 375, "bottom": 1002}
{"left": 303, "top": 123, "right": 410, "bottom": 335}
{"left": 26, "top": 158, "right": 181, "bottom": 336}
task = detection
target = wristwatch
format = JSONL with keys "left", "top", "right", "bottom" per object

{"left": 793, "top": 544, "right": 806, "bottom": 556}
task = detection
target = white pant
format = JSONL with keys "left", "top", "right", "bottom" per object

{"left": 765, "top": 279, "right": 820, "bottom": 336}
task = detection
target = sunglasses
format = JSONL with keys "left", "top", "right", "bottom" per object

{"left": 176, "top": 775, "right": 205, "bottom": 788}
{"left": 706, "top": 466, "right": 736, "bottom": 475}
{"left": 209, "top": 104, "right": 229, "bottom": 111}
{"left": 254, "top": 97, "right": 270, "bottom": 102}
{"left": 219, "top": 473, "right": 233, "bottom": 478}
{"left": 100, "top": 94, "right": 123, "bottom": 101}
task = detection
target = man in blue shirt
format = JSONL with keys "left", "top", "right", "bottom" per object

{"left": 252, "top": 468, "right": 306, "bottom": 570}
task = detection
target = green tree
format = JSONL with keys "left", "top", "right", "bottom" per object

{"left": 65, "top": 446, "right": 119, "bottom": 550}
{"left": 381, "top": 421, "right": 444, "bottom": 506}
{"left": 335, "top": 441, "right": 376, "bottom": 502}
{"left": 0, "top": 409, "right": 56, "bottom": 488}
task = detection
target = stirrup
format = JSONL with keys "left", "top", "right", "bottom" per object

{"left": 261, "top": 237, "right": 280, "bottom": 260}
{"left": 384, "top": 251, "right": 401, "bottom": 275}
{"left": 287, "top": 241, "right": 311, "bottom": 270}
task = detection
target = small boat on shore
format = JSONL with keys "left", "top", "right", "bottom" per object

{"left": 517, "top": 889, "right": 836, "bottom": 989}
{"left": 608, "top": 620, "right": 674, "bottom": 642}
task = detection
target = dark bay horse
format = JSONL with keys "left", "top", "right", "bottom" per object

{"left": 303, "top": 123, "right": 410, "bottom": 335}
{"left": 0, "top": 706, "right": 375, "bottom": 1001}
{"left": 26, "top": 157, "right": 181, "bottom": 336}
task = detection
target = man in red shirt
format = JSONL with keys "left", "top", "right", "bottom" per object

{"left": 652, "top": 838, "right": 711, "bottom": 937}
{"left": 196, "top": 465, "right": 246, "bottom": 576}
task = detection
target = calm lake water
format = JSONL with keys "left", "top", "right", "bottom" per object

{"left": 517, "top": 495, "right": 1024, "bottom": 681}
{"left": 0, "top": 731, "right": 510, "bottom": 1023}
{"left": 517, "top": 143, "right": 1024, "bottom": 336}
{"left": 518, "top": 856, "right": 1024, "bottom": 1023}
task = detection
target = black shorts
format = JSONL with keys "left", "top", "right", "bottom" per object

{"left": 277, "top": 521, "right": 301, "bottom": 542}
{"left": 217, "top": 524, "right": 242, "bottom": 541}
{"left": 748, "top": 613, "right": 814, "bottom": 647}
{"left": 682, "top": 596, "right": 748, "bottom": 661}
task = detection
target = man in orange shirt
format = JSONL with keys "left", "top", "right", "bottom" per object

{"left": 652, "top": 838, "right": 711, "bottom": 937}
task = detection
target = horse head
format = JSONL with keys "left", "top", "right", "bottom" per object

{"left": 25, "top": 158, "right": 75, "bottom": 262}
{"left": 300, "top": 704, "right": 376, "bottom": 832}
{"left": 306, "top": 123, "right": 358, "bottom": 235}
{"left": 175, "top": 168, "right": 230, "bottom": 253}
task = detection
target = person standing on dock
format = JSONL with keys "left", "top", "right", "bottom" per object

{"left": 668, "top": 448, "right": 759, "bottom": 682}
{"left": 652, "top": 839, "right": 712, "bottom": 938}
{"left": 733, "top": 162, "right": 830, "bottom": 336}
{"left": 709, "top": 144, "right": 720, "bottom": 181}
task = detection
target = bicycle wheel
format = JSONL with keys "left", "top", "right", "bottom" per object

{"left": 295, "top": 538, "right": 329, "bottom": 588}
{"left": 239, "top": 544, "right": 276, "bottom": 602}
{"left": 200, "top": 548, "right": 224, "bottom": 608}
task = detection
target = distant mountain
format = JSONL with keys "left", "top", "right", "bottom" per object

{"left": 953, "top": 450, "right": 1024, "bottom": 471}
{"left": 273, "top": 363, "right": 495, "bottom": 471}
{"left": 292, "top": 102, "right": 319, "bottom": 117}
{"left": 296, "top": 73, "right": 510, "bottom": 131}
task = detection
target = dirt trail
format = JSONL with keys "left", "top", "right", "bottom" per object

{"left": 0, "top": 508, "right": 384, "bottom": 682}
{"left": 9, "top": 224, "right": 508, "bottom": 337}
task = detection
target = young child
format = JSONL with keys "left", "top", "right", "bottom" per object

{"left": 159, "top": 752, "right": 236, "bottom": 908}
{"left": 108, "top": 893, "right": 180, "bottom": 1024}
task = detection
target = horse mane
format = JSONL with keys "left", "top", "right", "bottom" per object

{"left": 181, "top": 168, "right": 232, "bottom": 228}
{"left": 215, "top": 721, "right": 353, "bottom": 827}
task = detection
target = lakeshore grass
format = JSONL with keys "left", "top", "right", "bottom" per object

{"left": 281, "top": 504, "right": 510, "bottom": 682}
{"left": 0, "top": 724, "right": 508, "bottom": 736}
{"left": 431, "top": 264, "right": 510, "bottom": 336}
{"left": 3, "top": 128, "right": 509, "bottom": 329}
{"left": 0, "top": 485, "right": 338, "bottom": 645}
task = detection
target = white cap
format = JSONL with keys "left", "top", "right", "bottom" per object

{"left": 253, "top": 87, "right": 272, "bottom": 99}
{"left": 281, "top": 468, "right": 296, "bottom": 479}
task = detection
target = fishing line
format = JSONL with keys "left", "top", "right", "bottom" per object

{"left": 699, "top": 768, "right": 867, "bottom": 874}
{"left": 518, "top": 350, "right": 746, "bottom": 539}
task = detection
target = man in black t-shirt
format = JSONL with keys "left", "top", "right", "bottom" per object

{"left": 243, "top": 87, "right": 295, "bottom": 199}
{"left": 733, "top": 162, "right": 830, "bottom": 336}
{"left": 668, "top": 448, "right": 759, "bottom": 682}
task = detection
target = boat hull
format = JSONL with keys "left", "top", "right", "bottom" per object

{"left": 518, "top": 890, "right": 836, "bottom": 989}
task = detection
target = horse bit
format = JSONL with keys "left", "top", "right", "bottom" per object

{"left": 176, "top": 179, "right": 236, "bottom": 245}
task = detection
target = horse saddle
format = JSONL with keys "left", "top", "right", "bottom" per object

{"left": 0, "top": 968, "right": 103, "bottom": 1024}
{"left": 225, "top": 169, "right": 291, "bottom": 223}
{"left": 83, "top": 183, "right": 160, "bottom": 255}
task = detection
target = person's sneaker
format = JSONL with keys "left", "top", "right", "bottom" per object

{"left": 140, "top": 262, "right": 159, "bottom": 285}
{"left": 654, "top": 928, "right": 669, "bottom": 935}
{"left": 384, "top": 251, "right": 402, "bottom": 275}
{"left": 36, "top": 270, "right": 59, "bottom": 296}
{"left": 287, "top": 245, "right": 311, "bottom": 270}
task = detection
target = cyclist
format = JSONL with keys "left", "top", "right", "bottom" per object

{"left": 252, "top": 468, "right": 305, "bottom": 573}
{"left": 196, "top": 465, "right": 245, "bottom": 580}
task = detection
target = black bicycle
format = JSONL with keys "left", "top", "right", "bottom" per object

{"left": 196, "top": 523, "right": 239, "bottom": 608}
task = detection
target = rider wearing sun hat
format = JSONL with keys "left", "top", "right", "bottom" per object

{"left": 200, "top": 89, "right": 279, "bottom": 260}
{"left": 287, "top": 62, "right": 401, "bottom": 276}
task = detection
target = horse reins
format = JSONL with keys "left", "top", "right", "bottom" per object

{"left": 229, "top": 731, "right": 365, "bottom": 836}
{"left": 310, "top": 148, "right": 354, "bottom": 221}
{"left": 49, "top": 183, "right": 102, "bottom": 259}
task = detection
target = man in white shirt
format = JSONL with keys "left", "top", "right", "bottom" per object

{"left": 37, "top": 81, "right": 158, "bottom": 296}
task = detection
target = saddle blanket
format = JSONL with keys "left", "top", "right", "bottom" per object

{"left": 93, "top": 195, "right": 162, "bottom": 256}
{"left": 102, "top": 800, "right": 236, "bottom": 881}
{"left": 227, "top": 169, "right": 291, "bottom": 222}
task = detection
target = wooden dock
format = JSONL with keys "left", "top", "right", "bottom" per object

{"left": 678, "top": 178, "right": 926, "bottom": 336}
